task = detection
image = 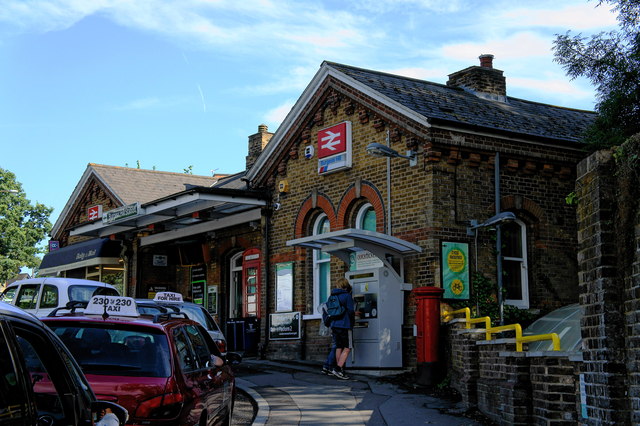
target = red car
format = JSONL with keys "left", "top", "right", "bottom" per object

{"left": 43, "top": 296, "right": 240, "bottom": 426}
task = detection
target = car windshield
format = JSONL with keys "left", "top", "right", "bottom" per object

{"left": 50, "top": 324, "right": 171, "bottom": 377}
{"left": 68, "top": 285, "right": 118, "bottom": 302}
{"left": 1, "top": 287, "right": 16, "bottom": 303}
{"left": 180, "top": 305, "right": 221, "bottom": 333}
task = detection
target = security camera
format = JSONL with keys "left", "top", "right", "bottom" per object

{"left": 273, "top": 203, "right": 281, "bottom": 211}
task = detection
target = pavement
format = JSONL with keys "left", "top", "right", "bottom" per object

{"left": 233, "top": 359, "right": 490, "bottom": 425}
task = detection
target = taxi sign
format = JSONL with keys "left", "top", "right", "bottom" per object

{"left": 85, "top": 295, "right": 139, "bottom": 317}
{"left": 153, "top": 292, "right": 184, "bottom": 303}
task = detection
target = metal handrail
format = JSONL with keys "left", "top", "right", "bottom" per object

{"left": 442, "top": 307, "right": 561, "bottom": 351}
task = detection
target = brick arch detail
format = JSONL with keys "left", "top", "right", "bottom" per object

{"left": 337, "top": 182, "right": 385, "bottom": 233}
{"left": 501, "top": 195, "right": 546, "bottom": 223}
{"left": 294, "top": 194, "right": 338, "bottom": 239}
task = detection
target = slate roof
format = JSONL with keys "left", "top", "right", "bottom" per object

{"left": 326, "top": 62, "right": 596, "bottom": 144}
{"left": 89, "top": 164, "right": 223, "bottom": 205}
{"left": 51, "top": 164, "right": 225, "bottom": 237}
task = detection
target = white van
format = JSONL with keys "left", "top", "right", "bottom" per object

{"left": 1, "top": 277, "right": 119, "bottom": 317}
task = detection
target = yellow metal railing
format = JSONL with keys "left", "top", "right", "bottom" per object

{"left": 442, "top": 308, "right": 561, "bottom": 351}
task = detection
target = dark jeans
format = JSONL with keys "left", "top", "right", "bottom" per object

{"left": 323, "top": 333, "right": 337, "bottom": 369}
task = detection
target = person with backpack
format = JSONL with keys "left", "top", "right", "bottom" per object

{"left": 326, "top": 277, "right": 355, "bottom": 380}
{"left": 320, "top": 303, "right": 337, "bottom": 375}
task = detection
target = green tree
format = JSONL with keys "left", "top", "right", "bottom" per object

{"left": 0, "top": 168, "right": 53, "bottom": 281}
{"left": 553, "top": 0, "right": 640, "bottom": 149}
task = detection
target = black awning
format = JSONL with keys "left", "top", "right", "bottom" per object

{"left": 39, "top": 238, "right": 122, "bottom": 275}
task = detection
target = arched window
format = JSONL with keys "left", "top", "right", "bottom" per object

{"left": 503, "top": 219, "right": 529, "bottom": 309}
{"left": 355, "top": 203, "right": 376, "bottom": 231}
{"left": 312, "top": 213, "right": 330, "bottom": 315}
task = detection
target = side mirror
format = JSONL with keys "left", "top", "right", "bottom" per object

{"left": 225, "top": 352, "right": 242, "bottom": 366}
{"left": 92, "top": 401, "right": 128, "bottom": 425}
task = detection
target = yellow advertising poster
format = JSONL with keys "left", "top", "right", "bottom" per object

{"left": 442, "top": 241, "right": 470, "bottom": 299}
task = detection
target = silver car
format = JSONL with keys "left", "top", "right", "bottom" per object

{"left": 136, "top": 296, "right": 227, "bottom": 353}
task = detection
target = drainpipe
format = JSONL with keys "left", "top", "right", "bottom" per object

{"left": 261, "top": 206, "right": 272, "bottom": 359}
{"left": 386, "top": 130, "right": 392, "bottom": 235}
{"left": 495, "top": 152, "right": 504, "bottom": 325}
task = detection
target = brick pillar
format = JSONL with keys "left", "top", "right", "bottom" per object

{"left": 576, "top": 150, "right": 629, "bottom": 424}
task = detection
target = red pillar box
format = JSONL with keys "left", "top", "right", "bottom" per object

{"left": 412, "top": 286, "right": 444, "bottom": 386}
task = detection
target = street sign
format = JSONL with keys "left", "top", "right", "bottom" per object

{"left": 317, "top": 121, "right": 352, "bottom": 175}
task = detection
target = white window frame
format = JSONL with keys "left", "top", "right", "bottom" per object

{"left": 311, "top": 214, "right": 330, "bottom": 317}
{"left": 355, "top": 202, "right": 376, "bottom": 231}
{"left": 504, "top": 219, "right": 529, "bottom": 309}
{"left": 229, "top": 252, "right": 243, "bottom": 318}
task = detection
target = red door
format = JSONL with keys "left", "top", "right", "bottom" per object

{"left": 242, "top": 248, "right": 261, "bottom": 317}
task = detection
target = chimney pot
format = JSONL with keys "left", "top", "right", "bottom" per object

{"left": 258, "top": 123, "right": 268, "bottom": 133}
{"left": 479, "top": 54, "right": 494, "bottom": 68}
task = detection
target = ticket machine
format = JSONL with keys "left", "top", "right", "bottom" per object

{"left": 286, "top": 228, "right": 422, "bottom": 369}
{"left": 346, "top": 266, "right": 406, "bottom": 368}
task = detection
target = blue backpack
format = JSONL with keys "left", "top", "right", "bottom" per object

{"left": 325, "top": 294, "right": 345, "bottom": 320}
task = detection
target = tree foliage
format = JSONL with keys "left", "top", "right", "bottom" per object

{"left": 0, "top": 168, "right": 53, "bottom": 282}
{"left": 553, "top": 0, "right": 640, "bottom": 149}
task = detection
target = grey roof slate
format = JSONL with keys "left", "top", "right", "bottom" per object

{"left": 326, "top": 62, "right": 596, "bottom": 144}
{"left": 89, "top": 164, "right": 222, "bottom": 205}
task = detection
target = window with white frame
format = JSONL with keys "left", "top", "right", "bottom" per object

{"left": 312, "top": 213, "right": 331, "bottom": 315}
{"left": 502, "top": 219, "right": 529, "bottom": 309}
{"left": 355, "top": 202, "right": 376, "bottom": 231}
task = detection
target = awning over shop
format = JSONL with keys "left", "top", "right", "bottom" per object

{"left": 70, "top": 187, "right": 268, "bottom": 239}
{"left": 39, "top": 238, "right": 122, "bottom": 276}
{"left": 286, "top": 228, "right": 422, "bottom": 265}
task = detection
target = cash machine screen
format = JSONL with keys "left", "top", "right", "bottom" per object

{"left": 353, "top": 282, "right": 378, "bottom": 319}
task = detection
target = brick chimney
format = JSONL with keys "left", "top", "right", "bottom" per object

{"left": 246, "top": 124, "right": 273, "bottom": 170}
{"left": 446, "top": 54, "right": 506, "bottom": 98}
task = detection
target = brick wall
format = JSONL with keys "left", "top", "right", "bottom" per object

{"left": 262, "top": 78, "right": 585, "bottom": 365}
{"left": 57, "top": 177, "right": 120, "bottom": 246}
{"left": 445, "top": 322, "right": 582, "bottom": 425}
{"left": 575, "top": 141, "right": 639, "bottom": 425}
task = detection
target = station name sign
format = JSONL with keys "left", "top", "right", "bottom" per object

{"left": 102, "top": 203, "right": 141, "bottom": 225}
{"left": 317, "top": 121, "right": 352, "bottom": 175}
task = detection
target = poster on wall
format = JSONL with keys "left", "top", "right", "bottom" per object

{"left": 208, "top": 285, "right": 218, "bottom": 314}
{"left": 441, "top": 241, "right": 470, "bottom": 300}
{"left": 275, "top": 262, "right": 293, "bottom": 312}
{"left": 191, "top": 265, "right": 207, "bottom": 306}
{"left": 269, "top": 312, "right": 301, "bottom": 340}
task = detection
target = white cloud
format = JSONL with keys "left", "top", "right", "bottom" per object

{"left": 350, "top": 0, "right": 466, "bottom": 14}
{"left": 264, "top": 100, "right": 294, "bottom": 127}
{"left": 509, "top": 76, "right": 592, "bottom": 99}
{"left": 383, "top": 66, "right": 446, "bottom": 81}
{"left": 441, "top": 32, "right": 551, "bottom": 62}
{"left": 499, "top": 3, "right": 617, "bottom": 30}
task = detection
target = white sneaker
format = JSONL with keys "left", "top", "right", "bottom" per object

{"left": 331, "top": 368, "right": 349, "bottom": 380}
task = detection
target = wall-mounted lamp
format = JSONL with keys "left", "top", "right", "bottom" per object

{"left": 466, "top": 211, "right": 516, "bottom": 235}
{"left": 366, "top": 142, "right": 417, "bottom": 167}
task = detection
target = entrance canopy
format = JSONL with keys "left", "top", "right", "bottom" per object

{"left": 70, "top": 187, "right": 268, "bottom": 240}
{"left": 286, "top": 228, "right": 421, "bottom": 264}
{"left": 39, "top": 238, "right": 122, "bottom": 276}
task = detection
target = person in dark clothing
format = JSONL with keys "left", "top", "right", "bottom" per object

{"left": 320, "top": 302, "right": 337, "bottom": 374}
{"left": 329, "top": 278, "right": 355, "bottom": 380}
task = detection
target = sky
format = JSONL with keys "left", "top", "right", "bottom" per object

{"left": 0, "top": 0, "right": 618, "bottom": 230}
